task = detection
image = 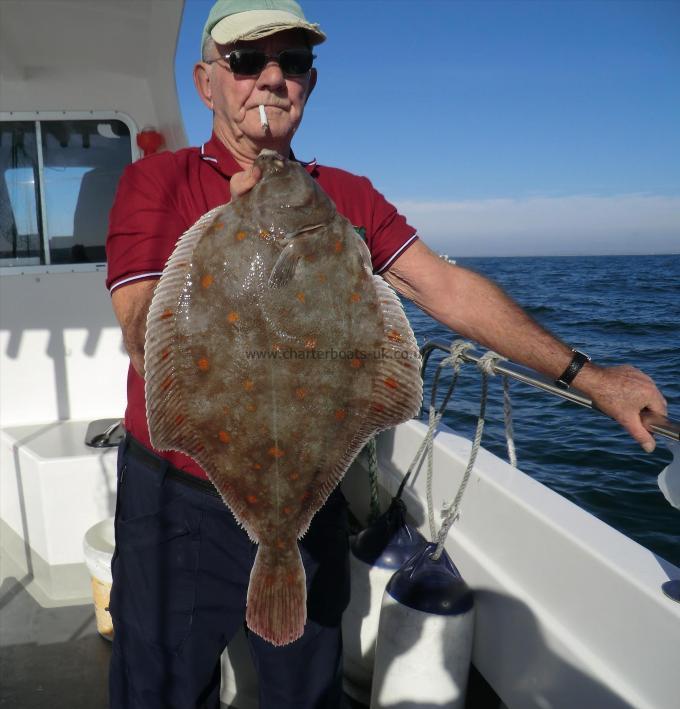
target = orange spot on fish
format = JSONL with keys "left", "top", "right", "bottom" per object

{"left": 300, "top": 490, "right": 312, "bottom": 502}
{"left": 283, "top": 506, "right": 292, "bottom": 515}
{"left": 304, "top": 337, "right": 316, "bottom": 350}
{"left": 350, "top": 357, "right": 362, "bottom": 369}
{"left": 334, "top": 409, "right": 347, "bottom": 422}
{"left": 197, "top": 357, "right": 210, "bottom": 371}
{"left": 276, "top": 539, "right": 286, "bottom": 550}
{"left": 387, "top": 329, "right": 403, "bottom": 343}
{"left": 227, "top": 311, "right": 240, "bottom": 324}
{"left": 246, "top": 494, "right": 258, "bottom": 505}
{"left": 289, "top": 471, "right": 300, "bottom": 481}
{"left": 223, "top": 406, "right": 230, "bottom": 415}
{"left": 160, "top": 309, "right": 173, "bottom": 320}
{"left": 296, "top": 291, "right": 305, "bottom": 303}
{"left": 268, "top": 446, "right": 285, "bottom": 459}
{"left": 294, "top": 387, "right": 307, "bottom": 400}
{"left": 235, "top": 230, "right": 247, "bottom": 241}
{"left": 333, "top": 240, "right": 343, "bottom": 254}
{"left": 161, "top": 375, "right": 173, "bottom": 391}
{"left": 218, "top": 431, "right": 231, "bottom": 444}
{"left": 285, "top": 572, "right": 297, "bottom": 584}
{"left": 175, "top": 414, "right": 185, "bottom": 426}
{"left": 245, "top": 402, "right": 257, "bottom": 412}
{"left": 350, "top": 292, "right": 361, "bottom": 303}
{"left": 304, "top": 254, "right": 316, "bottom": 263}
{"left": 252, "top": 462, "right": 262, "bottom": 470}
{"left": 161, "top": 349, "right": 170, "bottom": 360}
{"left": 201, "top": 274, "right": 214, "bottom": 288}
{"left": 243, "top": 378, "right": 254, "bottom": 391}
{"left": 371, "top": 403, "right": 385, "bottom": 414}
{"left": 317, "top": 273, "right": 327, "bottom": 284}
{"left": 213, "top": 221, "right": 224, "bottom": 230}
{"left": 384, "top": 377, "right": 399, "bottom": 389}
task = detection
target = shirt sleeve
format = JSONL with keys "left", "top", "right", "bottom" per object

{"left": 105, "top": 156, "right": 188, "bottom": 293}
{"left": 315, "top": 168, "right": 418, "bottom": 274}
{"left": 356, "top": 176, "right": 419, "bottom": 274}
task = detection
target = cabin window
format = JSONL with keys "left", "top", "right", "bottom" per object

{"left": 0, "top": 118, "right": 132, "bottom": 267}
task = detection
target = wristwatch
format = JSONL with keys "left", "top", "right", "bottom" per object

{"left": 555, "top": 350, "right": 591, "bottom": 389}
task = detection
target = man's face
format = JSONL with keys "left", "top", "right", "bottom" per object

{"left": 197, "top": 29, "right": 316, "bottom": 155}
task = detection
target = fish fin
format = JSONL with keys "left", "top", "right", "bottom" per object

{"left": 354, "top": 231, "right": 374, "bottom": 274}
{"left": 268, "top": 226, "right": 327, "bottom": 288}
{"left": 268, "top": 242, "right": 300, "bottom": 288}
{"left": 246, "top": 544, "right": 307, "bottom": 646}
{"left": 360, "top": 275, "right": 424, "bottom": 430}
{"left": 297, "top": 276, "right": 423, "bottom": 537}
{"left": 145, "top": 205, "right": 226, "bottom": 453}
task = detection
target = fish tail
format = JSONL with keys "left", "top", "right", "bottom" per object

{"left": 246, "top": 543, "right": 307, "bottom": 646}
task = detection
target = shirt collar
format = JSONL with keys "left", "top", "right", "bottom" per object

{"left": 200, "top": 132, "right": 318, "bottom": 178}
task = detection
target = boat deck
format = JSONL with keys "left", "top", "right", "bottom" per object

{"left": 0, "top": 557, "right": 502, "bottom": 709}
{"left": 0, "top": 555, "right": 108, "bottom": 709}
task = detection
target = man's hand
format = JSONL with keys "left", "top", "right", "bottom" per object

{"left": 576, "top": 364, "right": 668, "bottom": 452}
{"left": 230, "top": 164, "right": 262, "bottom": 199}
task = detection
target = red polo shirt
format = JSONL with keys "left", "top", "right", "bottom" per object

{"left": 106, "top": 133, "right": 418, "bottom": 479}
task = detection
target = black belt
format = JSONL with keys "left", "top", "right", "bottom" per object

{"left": 126, "top": 436, "right": 222, "bottom": 499}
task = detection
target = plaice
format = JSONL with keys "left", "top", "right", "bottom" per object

{"left": 144, "top": 150, "right": 423, "bottom": 645}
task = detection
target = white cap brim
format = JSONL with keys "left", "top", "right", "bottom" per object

{"left": 211, "top": 9, "right": 326, "bottom": 46}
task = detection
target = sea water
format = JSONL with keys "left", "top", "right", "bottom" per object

{"left": 405, "top": 254, "right": 680, "bottom": 566}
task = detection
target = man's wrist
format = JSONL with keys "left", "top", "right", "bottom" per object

{"left": 563, "top": 358, "right": 602, "bottom": 395}
{"left": 555, "top": 349, "right": 591, "bottom": 388}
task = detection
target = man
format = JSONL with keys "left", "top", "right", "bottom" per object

{"left": 105, "top": 1, "right": 667, "bottom": 707}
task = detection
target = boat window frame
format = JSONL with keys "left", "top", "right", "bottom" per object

{"left": 0, "top": 110, "right": 138, "bottom": 277}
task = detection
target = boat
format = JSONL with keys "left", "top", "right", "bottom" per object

{"left": 1, "top": 2, "right": 679, "bottom": 707}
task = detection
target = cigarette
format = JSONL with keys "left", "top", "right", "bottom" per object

{"left": 259, "top": 104, "right": 269, "bottom": 130}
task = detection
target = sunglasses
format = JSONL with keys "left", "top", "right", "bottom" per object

{"left": 205, "top": 48, "right": 315, "bottom": 77}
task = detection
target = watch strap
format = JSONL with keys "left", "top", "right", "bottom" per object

{"left": 555, "top": 350, "right": 591, "bottom": 389}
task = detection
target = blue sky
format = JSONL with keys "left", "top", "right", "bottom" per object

{"left": 175, "top": 0, "right": 680, "bottom": 256}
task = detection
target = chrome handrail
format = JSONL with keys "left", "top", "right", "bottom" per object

{"left": 420, "top": 340, "right": 680, "bottom": 442}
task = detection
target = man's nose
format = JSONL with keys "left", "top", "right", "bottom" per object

{"left": 256, "top": 60, "right": 286, "bottom": 91}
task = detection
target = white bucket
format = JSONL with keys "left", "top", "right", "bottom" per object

{"left": 83, "top": 517, "right": 115, "bottom": 640}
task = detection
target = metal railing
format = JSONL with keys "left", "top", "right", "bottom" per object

{"left": 420, "top": 340, "right": 680, "bottom": 442}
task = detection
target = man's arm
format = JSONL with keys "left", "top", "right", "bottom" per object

{"left": 111, "top": 280, "right": 158, "bottom": 379}
{"left": 383, "top": 240, "right": 667, "bottom": 452}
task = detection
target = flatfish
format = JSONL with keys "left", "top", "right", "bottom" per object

{"left": 145, "top": 150, "right": 422, "bottom": 645}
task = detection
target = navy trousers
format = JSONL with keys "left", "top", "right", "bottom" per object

{"left": 109, "top": 436, "right": 350, "bottom": 709}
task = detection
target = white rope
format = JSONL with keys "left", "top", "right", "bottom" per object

{"left": 430, "top": 349, "right": 518, "bottom": 560}
{"left": 424, "top": 341, "right": 473, "bottom": 539}
{"left": 366, "top": 437, "right": 381, "bottom": 522}
{"left": 430, "top": 351, "right": 494, "bottom": 559}
{"left": 395, "top": 340, "right": 519, "bottom": 558}
{"left": 503, "top": 375, "right": 517, "bottom": 468}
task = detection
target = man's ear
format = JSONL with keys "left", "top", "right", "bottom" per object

{"left": 305, "top": 68, "right": 317, "bottom": 102}
{"left": 193, "top": 62, "right": 214, "bottom": 110}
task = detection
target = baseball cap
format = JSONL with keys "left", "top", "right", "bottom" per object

{"left": 201, "top": 0, "right": 326, "bottom": 55}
